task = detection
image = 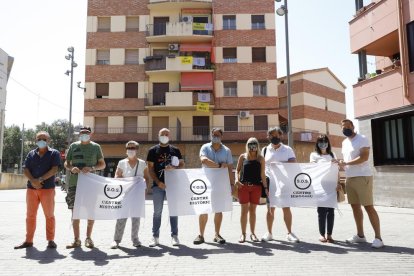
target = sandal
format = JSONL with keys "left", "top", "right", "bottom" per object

{"left": 238, "top": 234, "right": 246, "bottom": 243}
{"left": 326, "top": 237, "right": 335, "bottom": 243}
{"left": 250, "top": 234, "right": 259, "bottom": 242}
{"left": 319, "top": 236, "right": 327, "bottom": 243}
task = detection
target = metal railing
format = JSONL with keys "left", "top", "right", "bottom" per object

{"left": 146, "top": 23, "right": 213, "bottom": 37}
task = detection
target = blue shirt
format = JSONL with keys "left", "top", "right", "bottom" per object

{"left": 24, "top": 147, "right": 61, "bottom": 189}
{"left": 199, "top": 142, "right": 233, "bottom": 166}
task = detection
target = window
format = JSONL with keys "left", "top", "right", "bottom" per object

{"left": 253, "top": 81, "right": 267, "bottom": 96}
{"left": 223, "top": 82, "right": 237, "bottom": 96}
{"left": 125, "top": 83, "right": 138, "bottom": 98}
{"left": 254, "top": 115, "right": 268, "bottom": 131}
{"left": 97, "top": 17, "right": 111, "bottom": 32}
{"left": 94, "top": 117, "right": 108, "bottom": 134}
{"left": 97, "top": 49, "right": 110, "bottom": 65}
{"left": 279, "top": 97, "right": 287, "bottom": 108}
{"left": 252, "top": 47, "right": 266, "bottom": 62}
{"left": 193, "top": 116, "right": 210, "bottom": 136}
{"left": 124, "top": 117, "right": 137, "bottom": 134}
{"left": 371, "top": 112, "right": 414, "bottom": 165}
{"left": 96, "top": 83, "right": 109, "bottom": 98}
{"left": 224, "top": 116, "right": 238, "bottom": 132}
{"left": 223, "top": 48, "right": 237, "bottom": 63}
{"left": 223, "top": 15, "right": 236, "bottom": 30}
{"left": 251, "top": 15, "right": 265, "bottom": 30}
{"left": 126, "top": 16, "right": 139, "bottom": 32}
{"left": 125, "top": 49, "right": 139, "bottom": 64}
{"left": 407, "top": 21, "right": 414, "bottom": 72}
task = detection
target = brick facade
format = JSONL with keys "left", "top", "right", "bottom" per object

{"left": 87, "top": 32, "right": 147, "bottom": 49}
{"left": 85, "top": 65, "right": 147, "bottom": 82}
{"left": 88, "top": 0, "right": 149, "bottom": 15}
{"left": 213, "top": 0, "right": 274, "bottom": 14}
{"left": 215, "top": 63, "right": 276, "bottom": 80}
{"left": 214, "top": 30, "right": 275, "bottom": 47}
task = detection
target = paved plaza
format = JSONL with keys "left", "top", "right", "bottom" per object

{"left": 0, "top": 188, "right": 413, "bottom": 275}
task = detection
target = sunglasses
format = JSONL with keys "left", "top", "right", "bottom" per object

{"left": 248, "top": 143, "right": 258, "bottom": 146}
{"left": 36, "top": 138, "right": 47, "bottom": 142}
{"left": 126, "top": 147, "right": 136, "bottom": 150}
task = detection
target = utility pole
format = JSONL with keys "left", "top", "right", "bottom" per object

{"left": 19, "top": 124, "right": 24, "bottom": 174}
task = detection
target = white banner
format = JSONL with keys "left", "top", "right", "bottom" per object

{"left": 73, "top": 173, "right": 146, "bottom": 220}
{"left": 268, "top": 162, "right": 338, "bottom": 208}
{"left": 165, "top": 168, "right": 233, "bottom": 216}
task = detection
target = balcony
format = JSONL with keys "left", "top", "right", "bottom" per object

{"left": 148, "top": 1, "right": 212, "bottom": 12}
{"left": 144, "top": 55, "right": 213, "bottom": 74}
{"left": 144, "top": 91, "right": 214, "bottom": 108}
{"left": 91, "top": 126, "right": 268, "bottom": 143}
{"left": 349, "top": 0, "right": 399, "bottom": 55}
{"left": 146, "top": 22, "right": 213, "bottom": 43}
{"left": 353, "top": 67, "right": 404, "bottom": 118}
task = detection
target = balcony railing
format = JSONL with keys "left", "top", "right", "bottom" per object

{"left": 144, "top": 55, "right": 212, "bottom": 72}
{"left": 146, "top": 22, "right": 213, "bottom": 38}
{"left": 145, "top": 92, "right": 214, "bottom": 107}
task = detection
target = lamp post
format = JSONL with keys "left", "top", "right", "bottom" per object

{"left": 65, "top": 47, "right": 78, "bottom": 147}
{"left": 19, "top": 124, "right": 24, "bottom": 174}
{"left": 276, "top": 0, "right": 293, "bottom": 148}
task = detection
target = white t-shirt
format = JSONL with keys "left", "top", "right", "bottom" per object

{"left": 310, "top": 152, "right": 336, "bottom": 163}
{"left": 117, "top": 158, "right": 146, "bottom": 178}
{"left": 263, "top": 143, "right": 296, "bottom": 175}
{"left": 341, "top": 133, "right": 372, "bottom": 177}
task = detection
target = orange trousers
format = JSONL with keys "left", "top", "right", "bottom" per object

{"left": 26, "top": 188, "right": 55, "bottom": 243}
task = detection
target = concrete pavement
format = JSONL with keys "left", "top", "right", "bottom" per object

{"left": 0, "top": 188, "right": 413, "bottom": 275}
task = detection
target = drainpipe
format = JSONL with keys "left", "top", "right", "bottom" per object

{"left": 397, "top": 0, "right": 409, "bottom": 97}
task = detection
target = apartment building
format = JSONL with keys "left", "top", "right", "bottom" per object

{"left": 349, "top": 0, "right": 414, "bottom": 207}
{"left": 0, "top": 48, "right": 14, "bottom": 170}
{"left": 83, "top": 0, "right": 346, "bottom": 175}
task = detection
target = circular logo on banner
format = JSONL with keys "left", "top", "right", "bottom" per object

{"left": 294, "top": 173, "right": 312, "bottom": 190}
{"left": 104, "top": 185, "right": 123, "bottom": 199}
{"left": 190, "top": 179, "right": 207, "bottom": 195}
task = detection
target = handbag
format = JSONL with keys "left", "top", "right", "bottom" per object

{"left": 337, "top": 185, "right": 345, "bottom": 202}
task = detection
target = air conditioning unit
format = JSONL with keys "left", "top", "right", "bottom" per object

{"left": 168, "top": 43, "right": 179, "bottom": 51}
{"left": 182, "top": 15, "right": 193, "bottom": 23}
{"left": 239, "top": 111, "right": 250, "bottom": 119}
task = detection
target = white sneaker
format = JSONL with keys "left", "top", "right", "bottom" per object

{"left": 346, "top": 234, "right": 367, "bottom": 243}
{"left": 261, "top": 232, "right": 273, "bottom": 242}
{"left": 133, "top": 238, "right": 141, "bottom": 247}
{"left": 287, "top": 233, "right": 300, "bottom": 243}
{"left": 171, "top": 235, "right": 180, "bottom": 246}
{"left": 110, "top": 241, "right": 119, "bottom": 249}
{"left": 371, "top": 238, "right": 384, "bottom": 248}
{"left": 149, "top": 237, "right": 159, "bottom": 247}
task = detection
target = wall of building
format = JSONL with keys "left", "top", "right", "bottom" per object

{"left": 0, "top": 173, "right": 26, "bottom": 190}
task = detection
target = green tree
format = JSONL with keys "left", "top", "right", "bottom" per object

{"left": 35, "top": 119, "right": 71, "bottom": 152}
{"left": 2, "top": 125, "right": 34, "bottom": 172}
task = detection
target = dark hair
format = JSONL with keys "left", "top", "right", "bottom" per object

{"left": 341, "top": 119, "right": 354, "bottom": 127}
{"left": 315, "top": 134, "right": 334, "bottom": 158}
{"left": 80, "top": 126, "right": 92, "bottom": 132}
{"left": 211, "top": 127, "right": 223, "bottom": 135}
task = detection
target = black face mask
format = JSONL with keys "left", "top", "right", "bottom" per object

{"left": 342, "top": 128, "right": 353, "bottom": 137}
{"left": 270, "top": 137, "right": 281, "bottom": 145}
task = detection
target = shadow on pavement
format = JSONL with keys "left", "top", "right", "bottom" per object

{"left": 69, "top": 246, "right": 133, "bottom": 266}
{"left": 23, "top": 247, "right": 66, "bottom": 264}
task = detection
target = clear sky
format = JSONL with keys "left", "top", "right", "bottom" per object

{"left": 1, "top": 0, "right": 362, "bottom": 130}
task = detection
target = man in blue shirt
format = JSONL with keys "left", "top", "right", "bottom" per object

{"left": 14, "top": 131, "right": 61, "bottom": 249}
{"left": 193, "top": 128, "right": 235, "bottom": 245}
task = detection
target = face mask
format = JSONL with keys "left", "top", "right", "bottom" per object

{"left": 36, "top": 140, "right": 47, "bottom": 149}
{"left": 79, "top": 134, "right": 90, "bottom": 142}
{"left": 211, "top": 136, "right": 221, "bottom": 144}
{"left": 270, "top": 137, "right": 281, "bottom": 145}
{"left": 342, "top": 128, "right": 353, "bottom": 137}
{"left": 318, "top": 142, "right": 328, "bottom": 150}
{"left": 159, "top": 135, "right": 169, "bottom": 144}
{"left": 126, "top": 150, "right": 136, "bottom": 158}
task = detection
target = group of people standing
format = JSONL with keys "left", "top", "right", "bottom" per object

{"left": 14, "top": 119, "right": 384, "bottom": 250}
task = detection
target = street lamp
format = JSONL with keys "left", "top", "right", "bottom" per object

{"left": 275, "top": 0, "right": 293, "bottom": 148}
{"left": 65, "top": 46, "right": 78, "bottom": 147}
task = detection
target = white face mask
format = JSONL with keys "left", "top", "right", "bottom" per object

{"left": 126, "top": 150, "right": 136, "bottom": 158}
{"left": 79, "top": 134, "right": 90, "bottom": 142}
{"left": 159, "top": 135, "right": 169, "bottom": 144}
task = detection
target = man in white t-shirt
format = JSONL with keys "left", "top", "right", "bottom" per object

{"left": 261, "top": 126, "right": 300, "bottom": 243}
{"left": 338, "top": 119, "right": 384, "bottom": 249}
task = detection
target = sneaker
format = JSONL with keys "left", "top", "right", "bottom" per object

{"left": 346, "top": 234, "right": 367, "bottom": 243}
{"left": 371, "top": 238, "right": 384, "bottom": 249}
{"left": 149, "top": 237, "right": 159, "bottom": 247}
{"left": 171, "top": 235, "right": 180, "bottom": 246}
{"left": 133, "top": 238, "right": 141, "bottom": 247}
{"left": 193, "top": 235, "right": 205, "bottom": 245}
{"left": 213, "top": 234, "right": 226, "bottom": 244}
{"left": 110, "top": 241, "right": 119, "bottom": 249}
{"left": 14, "top": 241, "right": 33, "bottom": 249}
{"left": 66, "top": 239, "right": 81, "bottom": 249}
{"left": 261, "top": 232, "right": 273, "bottom": 242}
{"left": 287, "top": 233, "right": 300, "bottom": 243}
{"left": 47, "top": 240, "right": 57, "bottom": 249}
{"left": 85, "top": 237, "right": 94, "bottom": 248}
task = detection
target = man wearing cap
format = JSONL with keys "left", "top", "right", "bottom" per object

{"left": 64, "top": 126, "right": 106, "bottom": 249}
{"left": 14, "top": 131, "right": 61, "bottom": 249}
